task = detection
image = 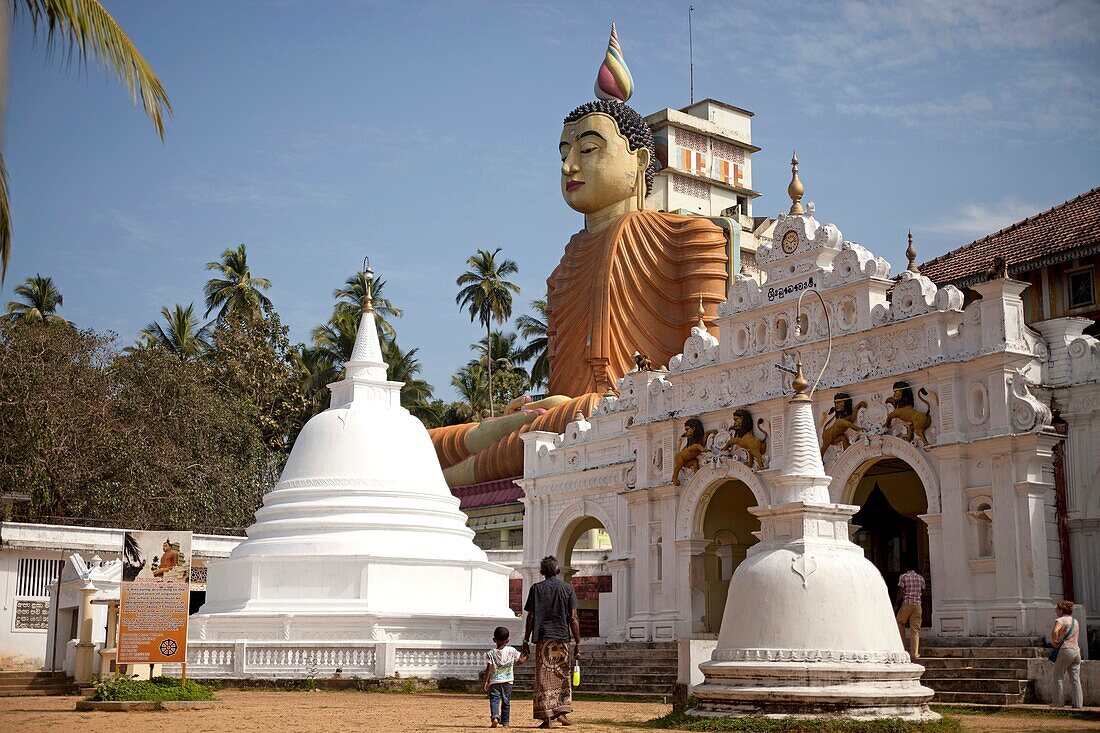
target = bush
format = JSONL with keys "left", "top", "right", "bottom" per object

{"left": 645, "top": 708, "right": 960, "bottom": 732}
{"left": 90, "top": 674, "right": 215, "bottom": 702}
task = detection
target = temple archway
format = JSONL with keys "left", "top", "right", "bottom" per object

{"left": 699, "top": 479, "right": 760, "bottom": 634}
{"left": 555, "top": 515, "right": 613, "bottom": 639}
{"left": 847, "top": 458, "right": 932, "bottom": 626}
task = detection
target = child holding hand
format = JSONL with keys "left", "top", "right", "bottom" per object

{"left": 483, "top": 626, "right": 527, "bottom": 728}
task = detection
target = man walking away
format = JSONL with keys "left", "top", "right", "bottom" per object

{"left": 522, "top": 556, "right": 581, "bottom": 728}
{"left": 895, "top": 563, "right": 925, "bottom": 659}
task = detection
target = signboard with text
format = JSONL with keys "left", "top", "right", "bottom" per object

{"left": 116, "top": 530, "right": 192, "bottom": 664}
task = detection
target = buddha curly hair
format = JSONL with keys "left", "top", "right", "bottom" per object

{"left": 565, "top": 100, "right": 659, "bottom": 196}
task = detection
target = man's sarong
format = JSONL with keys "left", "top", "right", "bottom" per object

{"left": 533, "top": 639, "right": 572, "bottom": 720}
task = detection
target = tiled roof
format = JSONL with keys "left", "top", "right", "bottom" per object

{"left": 919, "top": 187, "right": 1100, "bottom": 287}
{"left": 450, "top": 477, "right": 524, "bottom": 511}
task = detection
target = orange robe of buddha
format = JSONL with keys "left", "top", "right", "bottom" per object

{"left": 430, "top": 210, "right": 728, "bottom": 486}
{"left": 547, "top": 210, "right": 728, "bottom": 396}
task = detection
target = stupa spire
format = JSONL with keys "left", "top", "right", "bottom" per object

{"left": 342, "top": 261, "right": 388, "bottom": 386}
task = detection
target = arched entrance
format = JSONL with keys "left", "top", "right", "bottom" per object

{"left": 700, "top": 480, "right": 760, "bottom": 634}
{"left": 556, "top": 517, "right": 613, "bottom": 639}
{"left": 849, "top": 458, "right": 932, "bottom": 625}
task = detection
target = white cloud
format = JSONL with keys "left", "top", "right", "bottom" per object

{"left": 107, "top": 208, "right": 159, "bottom": 243}
{"left": 928, "top": 197, "right": 1039, "bottom": 236}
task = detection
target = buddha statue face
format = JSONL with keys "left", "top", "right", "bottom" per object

{"left": 560, "top": 112, "right": 651, "bottom": 218}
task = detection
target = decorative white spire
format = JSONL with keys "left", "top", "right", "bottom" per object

{"left": 776, "top": 360, "right": 830, "bottom": 503}
{"left": 345, "top": 309, "right": 388, "bottom": 382}
{"left": 328, "top": 263, "right": 398, "bottom": 409}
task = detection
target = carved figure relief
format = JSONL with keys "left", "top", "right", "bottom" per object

{"left": 720, "top": 409, "right": 770, "bottom": 471}
{"left": 673, "top": 417, "right": 716, "bottom": 486}
{"left": 820, "top": 392, "right": 867, "bottom": 456}
{"left": 883, "top": 380, "right": 938, "bottom": 447}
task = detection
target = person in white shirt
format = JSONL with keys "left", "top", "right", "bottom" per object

{"left": 483, "top": 626, "right": 528, "bottom": 728}
{"left": 1050, "top": 600, "right": 1082, "bottom": 708}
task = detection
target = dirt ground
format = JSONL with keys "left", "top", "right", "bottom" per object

{"left": 0, "top": 691, "right": 1097, "bottom": 733}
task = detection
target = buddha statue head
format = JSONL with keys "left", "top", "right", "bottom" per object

{"left": 560, "top": 24, "right": 658, "bottom": 231}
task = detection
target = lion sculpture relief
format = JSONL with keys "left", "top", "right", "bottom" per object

{"left": 721, "top": 409, "right": 769, "bottom": 471}
{"left": 885, "top": 381, "right": 938, "bottom": 447}
{"left": 820, "top": 392, "right": 867, "bottom": 456}
{"left": 673, "top": 417, "right": 715, "bottom": 486}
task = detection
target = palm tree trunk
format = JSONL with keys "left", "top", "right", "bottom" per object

{"left": 486, "top": 321, "right": 495, "bottom": 418}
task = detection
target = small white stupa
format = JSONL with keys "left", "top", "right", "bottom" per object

{"left": 690, "top": 356, "right": 937, "bottom": 720}
{"left": 189, "top": 267, "right": 518, "bottom": 679}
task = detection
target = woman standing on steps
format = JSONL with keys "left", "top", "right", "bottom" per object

{"left": 1049, "top": 600, "right": 1082, "bottom": 708}
{"left": 522, "top": 556, "right": 581, "bottom": 728}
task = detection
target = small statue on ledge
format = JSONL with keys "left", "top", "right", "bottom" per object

{"left": 985, "top": 255, "right": 1009, "bottom": 280}
{"left": 820, "top": 392, "right": 867, "bottom": 456}
{"left": 632, "top": 350, "right": 666, "bottom": 373}
{"left": 884, "top": 380, "right": 938, "bottom": 447}
{"left": 673, "top": 417, "right": 716, "bottom": 486}
{"left": 720, "top": 408, "right": 769, "bottom": 471}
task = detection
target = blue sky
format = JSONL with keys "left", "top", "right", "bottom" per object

{"left": 5, "top": 1, "right": 1098, "bottom": 400}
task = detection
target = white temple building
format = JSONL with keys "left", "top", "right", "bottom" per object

{"left": 184, "top": 282, "right": 519, "bottom": 678}
{"left": 517, "top": 175, "right": 1099, "bottom": 697}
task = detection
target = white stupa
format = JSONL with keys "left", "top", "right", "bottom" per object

{"left": 690, "top": 358, "right": 937, "bottom": 720}
{"left": 188, "top": 271, "right": 519, "bottom": 679}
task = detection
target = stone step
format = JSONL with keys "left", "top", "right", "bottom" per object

{"left": 921, "top": 636, "right": 1044, "bottom": 648}
{"left": 924, "top": 678, "right": 1029, "bottom": 694}
{"left": 920, "top": 667, "right": 1027, "bottom": 680}
{"left": 921, "top": 646, "right": 1045, "bottom": 658}
{"left": 932, "top": 690, "right": 1027, "bottom": 705}
{"left": 918, "top": 656, "right": 1031, "bottom": 670}
{"left": 0, "top": 687, "right": 75, "bottom": 697}
{"left": 0, "top": 671, "right": 68, "bottom": 681}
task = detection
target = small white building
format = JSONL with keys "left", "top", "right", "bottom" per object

{"left": 0, "top": 522, "right": 240, "bottom": 672}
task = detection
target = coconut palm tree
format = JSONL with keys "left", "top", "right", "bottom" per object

{"left": 291, "top": 345, "right": 337, "bottom": 418}
{"left": 140, "top": 304, "right": 212, "bottom": 360}
{"left": 311, "top": 309, "right": 358, "bottom": 368}
{"left": 516, "top": 298, "right": 549, "bottom": 390}
{"left": 6, "top": 274, "right": 66, "bottom": 323}
{"left": 203, "top": 244, "right": 272, "bottom": 322}
{"left": 451, "top": 362, "right": 489, "bottom": 421}
{"left": 471, "top": 331, "right": 529, "bottom": 382}
{"left": 455, "top": 248, "right": 520, "bottom": 417}
{"left": 381, "top": 337, "right": 434, "bottom": 420}
{"left": 332, "top": 271, "right": 402, "bottom": 340}
{"left": 2, "top": 1, "right": 172, "bottom": 283}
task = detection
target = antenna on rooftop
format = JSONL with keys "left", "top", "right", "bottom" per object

{"left": 688, "top": 5, "right": 695, "bottom": 105}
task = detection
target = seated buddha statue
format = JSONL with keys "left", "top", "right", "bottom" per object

{"left": 431, "top": 24, "right": 728, "bottom": 487}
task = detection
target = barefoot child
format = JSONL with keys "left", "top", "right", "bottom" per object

{"left": 483, "top": 626, "right": 527, "bottom": 728}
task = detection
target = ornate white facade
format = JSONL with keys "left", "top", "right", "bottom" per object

{"left": 520, "top": 202, "right": 1099, "bottom": 648}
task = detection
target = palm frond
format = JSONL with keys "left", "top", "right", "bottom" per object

{"left": 0, "top": 154, "right": 10, "bottom": 285}
{"left": 18, "top": 0, "right": 173, "bottom": 139}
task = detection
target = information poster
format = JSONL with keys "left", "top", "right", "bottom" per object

{"left": 116, "top": 530, "right": 192, "bottom": 664}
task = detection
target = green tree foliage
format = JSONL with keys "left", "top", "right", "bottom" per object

{"left": 451, "top": 362, "right": 489, "bottom": 421}
{"left": 139, "top": 303, "right": 213, "bottom": 360}
{"left": 307, "top": 271, "right": 435, "bottom": 424}
{"left": 3, "top": 0, "right": 173, "bottom": 283}
{"left": 203, "top": 244, "right": 273, "bottom": 322}
{"left": 455, "top": 248, "right": 520, "bottom": 417}
{"left": 332, "top": 271, "right": 402, "bottom": 340}
{"left": 207, "top": 311, "right": 308, "bottom": 457}
{"left": 0, "top": 321, "right": 266, "bottom": 531}
{"left": 470, "top": 331, "right": 529, "bottom": 409}
{"left": 6, "top": 274, "right": 67, "bottom": 324}
{"left": 516, "top": 297, "right": 549, "bottom": 390}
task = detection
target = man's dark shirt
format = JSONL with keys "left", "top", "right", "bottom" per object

{"left": 524, "top": 576, "right": 577, "bottom": 643}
